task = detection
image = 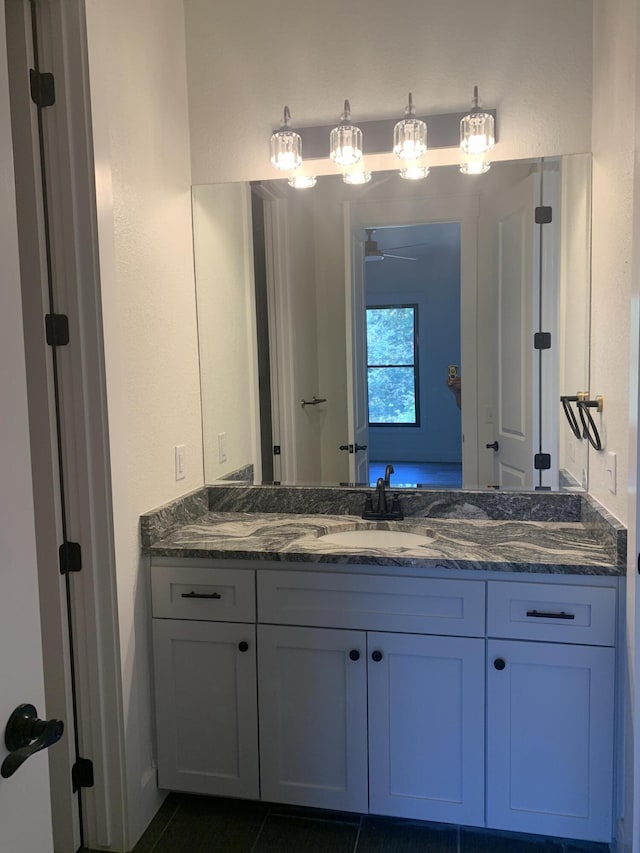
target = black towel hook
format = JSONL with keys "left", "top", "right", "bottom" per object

{"left": 577, "top": 395, "right": 604, "bottom": 451}
{"left": 560, "top": 395, "right": 582, "bottom": 440}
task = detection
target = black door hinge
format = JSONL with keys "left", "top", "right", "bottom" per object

{"left": 45, "top": 313, "right": 70, "bottom": 346}
{"left": 59, "top": 541, "right": 82, "bottom": 575}
{"left": 534, "top": 332, "right": 551, "bottom": 350}
{"left": 535, "top": 205, "right": 552, "bottom": 224}
{"left": 29, "top": 69, "right": 55, "bottom": 108}
{"left": 72, "top": 757, "right": 94, "bottom": 792}
{"left": 273, "top": 445, "right": 281, "bottom": 455}
{"left": 534, "top": 453, "right": 551, "bottom": 470}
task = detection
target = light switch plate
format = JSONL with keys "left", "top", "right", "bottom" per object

{"left": 606, "top": 451, "right": 616, "bottom": 494}
{"left": 218, "top": 432, "right": 227, "bottom": 463}
{"left": 175, "top": 445, "right": 186, "bottom": 481}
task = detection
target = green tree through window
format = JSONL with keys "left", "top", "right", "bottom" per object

{"left": 366, "top": 305, "right": 418, "bottom": 425}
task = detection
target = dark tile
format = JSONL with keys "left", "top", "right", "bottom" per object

{"left": 461, "top": 826, "right": 563, "bottom": 852}
{"left": 268, "top": 802, "right": 362, "bottom": 825}
{"left": 128, "top": 793, "right": 182, "bottom": 853}
{"left": 254, "top": 814, "right": 359, "bottom": 853}
{"left": 150, "top": 795, "right": 268, "bottom": 853}
{"left": 357, "top": 815, "right": 458, "bottom": 853}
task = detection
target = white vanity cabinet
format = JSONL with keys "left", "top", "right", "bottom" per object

{"left": 151, "top": 565, "right": 259, "bottom": 799}
{"left": 257, "top": 570, "right": 486, "bottom": 824}
{"left": 150, "top": 559, "right": 618, "bottom": 843}
{"left": 486, "top": 581, "right": 616, "bottom": 842}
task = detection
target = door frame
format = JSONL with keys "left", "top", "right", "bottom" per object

{"left": 344, "top": 192, "right": 480, "bottom": 487}
{"left": 5, "top": 0, "right": 126, "bottom": 849}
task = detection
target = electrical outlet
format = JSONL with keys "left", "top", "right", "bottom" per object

{"left": 218, "top": 432, "right": 228, "bottom": 463}
{"left": 174, "top": 445, "right": 185, "bottom": 481}
{"left": 606, "top": 451, "right": 617, "bottom": 495}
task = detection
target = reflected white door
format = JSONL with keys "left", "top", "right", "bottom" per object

{"left": 0, "top": 15, "right": 54, "bottom": 849}
{"left": 490, "top": 174, "right": 539, "bottom": 488}
{"left": 345, "top": 227, "right": 370, "bottom": 484}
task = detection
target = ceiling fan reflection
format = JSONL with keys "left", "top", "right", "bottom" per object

{"left": 364, "top": 228, "right": 417, "bottom": 262}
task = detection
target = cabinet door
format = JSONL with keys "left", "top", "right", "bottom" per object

{"left": 367, "top": 632, "right": 485, "bottom": 825}
{"left": 153, "top": 619, "right": 259, "bottom": 798}
{"left": 258, "top": 624, "right": 368, "bottom": 812}
{"left": 487, "top": 639, "right": 614, "bottom": 842}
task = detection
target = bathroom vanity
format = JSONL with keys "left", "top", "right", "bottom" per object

{"left": 143, "top": 488, "right": 624, "bottom": 844}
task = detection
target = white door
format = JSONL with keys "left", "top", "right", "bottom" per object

{"left": 367, "top": 631, "right": 485, "bottom": 826}
{"left": 345, "top": 221, "right": 370, "bottom": 484}
{"left": 488, "top": 174, "right": 539, "bottom": 488}
{"left": 258, "top": 624, "right": 369, "bottom": 812}
{"left": 487, "top": 639, "right": 614, "bottom": 842}
{"left": 0, "top": 13, "right": 54, "bottom": 849}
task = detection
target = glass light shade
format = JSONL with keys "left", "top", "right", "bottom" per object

{"left": 270, "top": 129, "right": 302, "bottom": 170}
{"left": 270, "top": 106, "right": 302, "bottom": 171}
{"left": 393, "top": 94, "right": 427, "bottom": 160}
{"left": 330, "top": 100, "right": 363, "bottom": 166}
{"left": 460, "top": 152, "right": 490, "bottom": 175}
{"left": 460, "top": 86, "right": 495, "bottom": 155}
{"left": 287, "top": 175, "right": 317, "bottom": 189}
{"left": 343, "top": 169, "right": 371, "bottom": 185}
{"left": 460, "top": 111, "right": 495, "bottom": 154}
{"left": 399, "top": 165, "right": 430, "bottom": 180}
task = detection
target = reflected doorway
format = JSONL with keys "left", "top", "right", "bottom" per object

{"left": 362, "top": 223, "right": 462, "bottom": 488}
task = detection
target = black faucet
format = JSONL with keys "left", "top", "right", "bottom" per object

{"left": 362, "top": 475, "right": 404, "bottom": 520}
{"left": 384, "top": 464, "right": 394, "bottom": 487}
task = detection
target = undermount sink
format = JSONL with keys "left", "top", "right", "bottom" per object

{"left": 318, "top": 528, "right": 435, "bottom": 548}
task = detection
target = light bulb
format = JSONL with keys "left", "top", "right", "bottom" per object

{"left": 330, "top": 100, "right": 363, "bottom": 167}
{"left": 343, "top": 169, "right": 371, "bottom": 185}
{"left": 287, "top": 175, "right": 317, "bottom": 189}
{"left": 270, "top": 106, "right": 302, "bottom": 171}
{"left": 393, "top": 93, "right": 427, "bottom": 160}
{"left": 399, "top": 165, "right": 430, "bottom": 181}
{"left": 460, "top": 86, "right": 495, "bottom": 156}
{"left": 460, "top": 152, "right": 491, "bottom": 175}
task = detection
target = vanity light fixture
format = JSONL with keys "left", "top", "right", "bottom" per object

{"left": 330, "top": 100, "right": 363, "bottom": 167}
{"left": 460, "top": 85, "right": 494, "bottom": 174}
{"left": 460, "top": 152, "right": 490, "bottom": 175}
{"left": 342, "top": 169, "right": 372, "bottom": 185}
{"left": 399, "top": 164, "right": 430, "bottom": 181}
{"left": 270, "top": 106, "right": 302, "bottom": 171}
{"left": 393, "top": 93, "right": 427, "bottom": 160}
{"left": 287, "top": 174, "right": 317, "bottom": 189}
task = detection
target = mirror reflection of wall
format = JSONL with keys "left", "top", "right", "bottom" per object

{"left": 192, "top": 154, "right": 592, "bottom": 491}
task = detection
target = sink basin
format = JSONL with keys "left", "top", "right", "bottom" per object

{"left": 318, "top": 529, "right": 435, "bottom": 548}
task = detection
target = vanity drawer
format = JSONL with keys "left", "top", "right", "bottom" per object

{"left": 487, "top": 581, "right": 616, "bottom": 646}
{"left": 257, "top": 571, "right": 485, "bottom": 636}
{"left": 152, "top": 565, "right": 255, "bottom": 622}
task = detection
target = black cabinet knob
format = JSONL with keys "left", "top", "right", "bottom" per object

{"left": 238, "top": 641, "right": 249, "bottom": 653}
{"left": 349, "top": 649, "right": 360, "bottom": 661}
{"left": 371, "top": 650, "right": 383, "bottom": 662}
{"left": 493, "top": 658, "right": 506, "bottom": 670}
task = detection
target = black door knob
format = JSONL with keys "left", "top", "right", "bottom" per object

{"left": 1, "top": 704, "right": 64, "bottom": 779}
{"left": 349, "top": 649, "right": 360, "bottom": 661}
{"left": 371, "top": 650, "right": 383, "bottom": 662}
{"left": 339, "top": 444, "right": 353, "bottom": 452}
{"left": 493, "top": 658, "right": 506, "bottom": 670}
{"left": 486, "top": 441, "right": 499, "bottom": 451}
{"left": 354, "top": 444, "right": 368, "bottom": 453}
{"left": 238, "top": 641, "right": 249, "bottom": 652}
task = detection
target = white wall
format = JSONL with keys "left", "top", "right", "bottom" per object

{"left": 192, "top": 183, "right": 260, "bottom": 481}
{"left": 590, "top": 0, "right": 637, "bottom": 526}
{"left": 184, "top": 0, "right": 592, "bottom": 183}
{"left": 84, "top": 0, "right": 203, "bottom": 846}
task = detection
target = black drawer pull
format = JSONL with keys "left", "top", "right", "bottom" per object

{"left": 526, "top": 609, "right": 575, "bottom": 620}
{"left": 181, "top": 591, "right": 222, "bottom": 600}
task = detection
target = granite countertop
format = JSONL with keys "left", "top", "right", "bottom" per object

{"left": 146, "top": 511, "right": 623, "bottom": 575}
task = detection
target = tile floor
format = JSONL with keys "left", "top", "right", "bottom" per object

{"left": 368, "top": 461, "right": 463, "bottom": 489}
{"left": 81, "top": 794, "right": 611, "bottom": 853}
